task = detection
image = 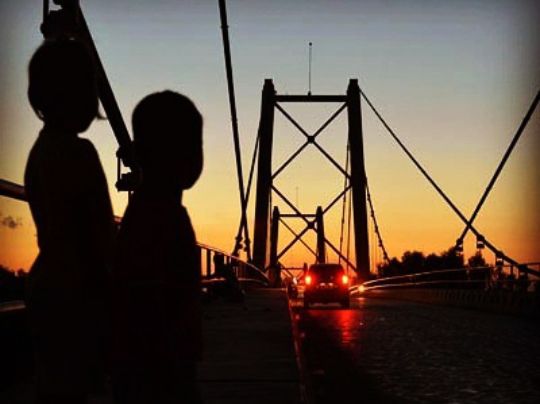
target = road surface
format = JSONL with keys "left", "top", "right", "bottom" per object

{"left": 293, "top": 297, "right": 540, "bottom": 403}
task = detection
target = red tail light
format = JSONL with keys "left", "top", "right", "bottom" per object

{"left": 341, "top": 275, "right": 349, "bottom": 285}
{"left": 305, "top": 275, "right": 313, "bottom": 286}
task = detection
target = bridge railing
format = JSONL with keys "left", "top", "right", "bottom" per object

{"left": 0, "top": 179, "right": 268, "bottom": 311}
{"left": 354, "top": 264, "right": 540, "bottom": 295}
{"left": 198, "top": 242, "right": 269, "bottom": 286}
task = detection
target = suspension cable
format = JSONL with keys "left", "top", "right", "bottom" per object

{"left": 366, "top": 180, "right": 390, "bottom": 263}
{"left": 345, "top": 179, "right": 353, "bottom": 275}
{"left": 232, "top": 130, "right": 261, "bottom": 256}
{"left": 456, "top": 89, "right": 540, "bottom": 246}
{"left": 338, "top": 142, "right": 350, "bottom": 264}
{"left": 360, "top": 88, "right": 538, "bottom": 276}
{"left": 218, "top": 0, "right": 250, "bottom": 260}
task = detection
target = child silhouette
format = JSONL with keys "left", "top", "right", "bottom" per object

{"left": 112, "top": 91, "right": 203, "bottom": 404}
{"left": 25, "top": 39, "right": 114, "bottom": 404}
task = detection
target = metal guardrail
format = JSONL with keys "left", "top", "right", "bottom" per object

{"left": 0, "top": 300, "right": 25, "bottom": 314}
{"left": 352, "top": 264, "right": 540, "bottom": 295}
{"left": 198, "top": 242, "right": 269, "bottom": 285}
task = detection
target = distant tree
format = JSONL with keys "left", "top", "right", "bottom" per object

{"left": 439, "top": 246, "right": 464, "bottom": 269}
{"left": 401, "top": 250, "right": 425, "bottom": 274}
{"left": 425, "top": 253, "right": 443, "bottom": 271}
{"left": 468, "top": 251, "right": 487, "bottom": 267}
{"left": 0, "top": 264, "right": 12, "bottom": 281}
{"left": 377, "top": 257, "right": 402, "bottom": 277}
{"left": 376, "top": 246, "right": 468, "bottom": 278}
{"left": 0, "top": 264, "right": 25, "bottom": 302}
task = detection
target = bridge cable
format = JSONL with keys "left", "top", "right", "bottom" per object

{"left": 359, "top": 89, "right": 539, "bottom": 276}
{"left": 455, "top": 89, "right": 540, "bottom": 247}
{"left": 232, "top": 131, "right": 261, "bottom": 255}
{"left": 338, "top": 141, "right": 350, "bottom": 264}
{"left": 345, "top": 178, "right": 353, "bottom": 275}
{"left": 218, "top": 0, "right": 251, "bottom": 260}
{"left": 366, "top": 180, "right": 390, "bottom": 264}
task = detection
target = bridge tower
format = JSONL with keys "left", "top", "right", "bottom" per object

{"left": 252, "top": 79, "right": 370, "bottom": 281}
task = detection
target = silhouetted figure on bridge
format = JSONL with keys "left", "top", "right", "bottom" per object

{"left": 210, "top": 253, "right": 244, "bottom": 303}
{"left": 25, "top": 39, "right": 115, "bottom": 404}
{"left": 112, "top": 91, "right": 203, "bottom": 404}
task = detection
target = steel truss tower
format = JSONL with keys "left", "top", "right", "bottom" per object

{"left": 252, "top": 79, "right": 370, "bottom": 281}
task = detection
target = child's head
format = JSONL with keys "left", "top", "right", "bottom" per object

{"left": 28, "top": 39, "right": 99, "bottom": 133}
{"left": 132, "top": 91, "right": 203, "bottom": 191}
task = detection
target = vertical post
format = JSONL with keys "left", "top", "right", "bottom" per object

{"left": 315, "top": 206, "right": 326, "bottom": 263}
{"left": 269, "top": 206, "right": 280, "bottom": 268}
{"left": 206, "top": 249, "right": 212, "bottom": 277}
{"left": 347, "top": 79, "right": 370, "bottom": 281}
{"left": 253, "top": 79, "right": 276, "bottom": 270}
{"left": 198, "top": 246, "right": 202, "bottom": 277}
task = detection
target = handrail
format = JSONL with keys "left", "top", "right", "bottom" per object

{"left": 197, "top": 242, "right": 269, "bottom": 285}
{"left": 0, "top": 180, "right": 269, "bottom": 286}
{"left": 354, "top": 264, "right": 539, "bottom": 295}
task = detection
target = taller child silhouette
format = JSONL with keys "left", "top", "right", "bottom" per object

{"left": 25, "top": 39, "right": 114, "bottom": 404}
{"left": 112, "top": 91, "right": 203, "bottom": 404}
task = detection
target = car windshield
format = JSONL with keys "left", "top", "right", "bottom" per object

{"left": 308, "top": 264, "right": 344, "bottom": 282}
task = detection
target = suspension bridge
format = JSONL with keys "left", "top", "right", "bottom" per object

{"left": 1, "top": 1, "right": 539, "bottom": 403}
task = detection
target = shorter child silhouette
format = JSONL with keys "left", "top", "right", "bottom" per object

{"left": 112, "top": 91, "right": 203, "bottom": 404}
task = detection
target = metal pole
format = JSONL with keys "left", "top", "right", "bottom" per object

{"left": 269, "top": 206, "right": 280, "bottom": 268}
{"left": 316, "top": 206, "right": 326, "bottom": 263}
{"left": 218, "top": 0, "right": 251, "bottom": 260}
{"left": 75, "top": 5, "right": 134, "bottom": 168}
{"left": 308, "top": 42, "right": 312, "bottom": 96}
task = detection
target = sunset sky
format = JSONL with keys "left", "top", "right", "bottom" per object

{"left": 0, "top": 0, "right": 539, "bottom": 272}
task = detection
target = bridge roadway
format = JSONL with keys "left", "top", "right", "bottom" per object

{"left": 293, "top": 296, "right": 540, "bottom": 403}
{"left": 2, "top": 289, "right": 539, "bottom": 403}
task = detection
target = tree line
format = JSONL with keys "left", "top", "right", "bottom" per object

{"left": 377, "top": 247, "right": 488, "bottom": 278}
{"left": 0, "top": 265, "right": 26, "bottom": 303}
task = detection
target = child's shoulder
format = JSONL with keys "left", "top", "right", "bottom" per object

{"left": 71, "top": 137, "right": 99, "bottom": 156}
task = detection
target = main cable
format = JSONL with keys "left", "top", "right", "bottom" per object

{"left": 360, "top": 89, "right": 539, "bottom": 276}
{"left": 366, "top": 180, "right": 390, "bottom": 263}
{"left": 456, "top": 89, "right": 540, "bottom": 246}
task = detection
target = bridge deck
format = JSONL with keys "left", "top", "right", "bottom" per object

{"left": 3, "top": 290, "right": 539, "bottom": 403}
{"left": 199, "top": 288, "right": 301, "bottom": 403}
{"left": 293, "top": 296, "right": 540, "bottom": 403}
{"left": 0, "top": 288, "right": 302, "bottom": 404}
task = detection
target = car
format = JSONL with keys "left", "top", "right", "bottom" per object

{"left": 303, "top": 263, "right": 350, "bottom": 308}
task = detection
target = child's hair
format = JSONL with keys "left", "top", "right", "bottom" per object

{"left": 132, "top": 91, "right": 203, "bottom": 189}
{"left": 28, "top": 39, "right": 99, "bottom": 132}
